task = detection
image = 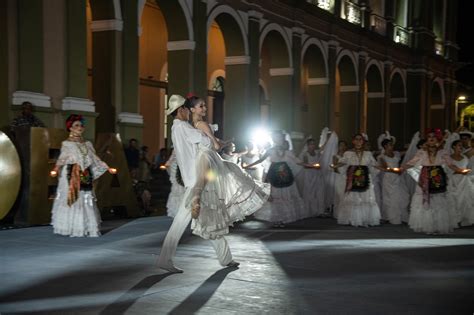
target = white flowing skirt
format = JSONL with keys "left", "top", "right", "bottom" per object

{"left": 189, "top": 147, "right": 270, "bottom": 239}
{"left": 51, "top": 172, "right": 101, "bottom": 237}
{"left": 449, "top": 174, "right": 474, "bottom": 226}
{"left": 254, "top": 183, "right": 304, "bottom": 223}
{"left": 409, "top": 187, "right": 458, "bottom": 234}
{"left": 298, "top": 168, "right": 325, "bottom": 217}
{"left": 337, "top": 184, "right": 381, "bottom": 227}
{"left": 381, "top": 173, "right": 410, "bottom": 224}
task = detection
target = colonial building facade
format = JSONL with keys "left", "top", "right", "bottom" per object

{"left": 1, "top": 0, "right": 459, "bottom": 155}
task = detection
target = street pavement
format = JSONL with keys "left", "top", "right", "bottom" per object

{"left": 1, "top": 217, "right": 473, "bottom": 314}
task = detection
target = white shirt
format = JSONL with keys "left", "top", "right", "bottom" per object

{"left": 171, "top": 119, "right": 211, "bottom": 187}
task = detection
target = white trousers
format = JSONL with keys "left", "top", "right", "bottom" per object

{"left": 157, "top": 188, "right": 233, "bottom": 268}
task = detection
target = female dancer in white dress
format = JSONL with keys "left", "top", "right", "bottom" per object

{"left": 245, "top": 133, "right": 308, "bottom": 226}
{"left": 50, "top": 115, "right": 114, "bottom": 237}
{"left": 298, "top": 138, "right": 325, "bottom": 217}
{"left": 186, "top": 96, "right": 270, "bottom": 239}
{"left": 401, "top": 129, "right": 458, "bottom": 234}
{"left": 331, "top": 140, "right": 348, "bottom": 218}
{"left": 447, "top": 140, "right": 474, "bottom": 226}
{"left": 377, "top": 137, "right": 409, "bottom": 224}
{"left": 165, "top": 150, "right": 186, "bottom": 218}
{"left": 334, "top": 134, "right": 381, "bottom": 227}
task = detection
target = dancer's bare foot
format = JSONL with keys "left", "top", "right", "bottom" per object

{"left": 158, "top": 265, "right": 183, "bottom": 273}
{"left": 191, "top": 196, "right": 201, "bottom": 219}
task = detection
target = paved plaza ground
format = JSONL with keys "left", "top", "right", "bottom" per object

{"left": 1, "top": 217, "right": 473, "bottom": 314}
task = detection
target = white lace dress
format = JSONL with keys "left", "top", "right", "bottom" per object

{"left": 336, "top": 151, "right": 381, "bottom": 227}
{"left": 377, "top": 152, "right": 409, "bottom": 224}
{"left": 51, "top": 140, "right": 108, "bottom": 237}
{"left": 254, "top": 149, "right": 305, "bottom": 223}
{"left": 165, "top": 153, "right": 186, "bottom": 218}
{"left": 298, "top": 150, "right": 325, "bottom": 217}
{"left": 447, "top": 156, "right": 474, "bottom": 226}
{"left": 189, "top": 144, "right": 270, "bottom": 239}
{"left": 406, "top": 150, "right": 457, "bottom": 234}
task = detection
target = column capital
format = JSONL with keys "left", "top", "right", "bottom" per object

{"left": 269, "top": 68, "right": 294, "bottom": 76}
{"left": 12, "top": 91, "right": 51, "bottom": 108}
{"left": 118, "top": 112, "right": 144, "bottom": 125}
{"left": 91, "top": 19, "right": 123, "bottom": 32}
{"left": 224, "top": 56, "right": 251, "bottom": 65}
{"left": 167, "top": 40, "right": 196, "bottom": 51}
{"left": 248, "top": 10, "right": 263, "bottom": 20}
{"left": 61, "top": 97, "right": 95, "bottom": 112}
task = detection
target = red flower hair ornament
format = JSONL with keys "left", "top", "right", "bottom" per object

{"left": 66, "top": 114, "right": 85, "bottom": 131}
{"left": 425, "top": 128, "right": 443, "bottom": 141}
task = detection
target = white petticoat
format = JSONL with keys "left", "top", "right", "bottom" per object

{"left": 189, "top": 146, "right": 270, "bottom": 239}
{"left": 51, "top": 189, "right": 101, "bottom": 237}
{"left": 408, "top": 188, "right": 458, "bottom": 234}
{"left": 336, "top": 184, "right": 381, "bottom": 227}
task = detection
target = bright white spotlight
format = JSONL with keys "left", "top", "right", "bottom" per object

{"left": 250, "top": 127, "right": 272, "bottom": 147}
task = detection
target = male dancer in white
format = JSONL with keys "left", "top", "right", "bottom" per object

{"left": 157, "top": 95, "right": 238, "bottom": 273}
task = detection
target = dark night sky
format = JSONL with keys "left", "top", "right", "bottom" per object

{"left": 456, "top": 1, "right": 474, "bottom": 91}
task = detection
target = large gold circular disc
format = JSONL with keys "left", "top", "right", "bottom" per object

{"left": 0, "top": 131, "right": 21, "bottom": 220}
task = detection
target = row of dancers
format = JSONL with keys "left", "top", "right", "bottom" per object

{"left": 165, "top": 127, "right": 474, "bottom": 235}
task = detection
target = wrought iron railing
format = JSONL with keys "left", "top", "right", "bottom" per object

{"left": 393, "top": 25, "right": 409, "bottom": 45}
{"left": 370, "top": 13, "right": 386, "bottom": 35}
{"left": 343, "top": 0, "right": 361, "bottom": 25}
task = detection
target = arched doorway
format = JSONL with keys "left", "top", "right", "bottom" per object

{"left": 207, "top": 6, "right": 248, "bottom": 140}
{"left": 389, "top": 71, "right": 407, "bottom": 147}
{"left": 429, "top": 80, "right": 445, "bottom": 129}
{"left": 301, "top": 40, "right": 328, "bottom": 138}
{"left": 336, "top": 52, "right": 358, "bottom": 142}
{"left": 365, "top": 63, "right": 384, "bottom": 148}
{"left": 260, "top": 24, "right": 292, "bottom": 131}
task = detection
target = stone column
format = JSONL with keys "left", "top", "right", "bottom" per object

{"left": 358, "top": 51, "right": 367, "bottom": 133}
{"left": 291, "top": 27, "right": 304, "bottom": 133}
{"left": 247, "top": 10, "right": 262, "bottom": 131}
{"left": 327, "top": 40, "right": 339, "bottom": 131}
{"left": 192, "top": 0, "right": 207, "bottom": 98}
{"left": 117, "top": 0, "right": 143, "bottom": 143}
{"left": 61, "top": 0, "right": 97, "bottom": 140}
{"left": 91, "top": 19, "right": 122, "bottom": 134}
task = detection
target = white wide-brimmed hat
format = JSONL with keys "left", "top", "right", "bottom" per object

{"left": 459, "top": 130, "right": 474, "bottom": 138}
{"left": 166, "top": 94, "right": 186, "bottom": 115}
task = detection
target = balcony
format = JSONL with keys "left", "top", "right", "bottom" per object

{"left": 342, "top": 0, "right": 361, "bottom": 25}
{"left": 435, "top": 39, "right": 444, "bottom": 56}
{"left": 370, "top": 13, "right": 386, "bottom": 36}
{"left": 306, "top": 0, "right": 333, "bottom": 12}
{"left": 393, "top": 25, "right": 410, "bottom": 46}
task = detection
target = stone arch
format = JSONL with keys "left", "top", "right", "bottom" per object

{"left": 389, "top": 70, "right": 407, "bottom": 147}
{"left": 365, "top": 63, "right": 385, "bottom": 146}
{"left": 260, "top": 23, "right": 292, "bottom": 68}
{"left": 336, "top": 50, "right": 358, "bottom": 85}
{"left": 301, "top": 39, "right": 328, "bottom": 138}
{"left": 432, "top": 77, "right": 445, "bottom": 105}
{"left": 389, "top": 68, "right": 406, "bottom": 97}
{"left": 365, "top": 59, "right": 384, "bottom": 91}
{"left": 260, "top": 23, "right": 293, "bottom": 131}
{"left": 152, "top": 0, "right": 193, "bottom": 41}
{"left": 336, "top": 51, "right": 359, "bottom": 141}
{"left": 301, "top": 38, "right": 328, "bottom": 77}
{"left": 207, "top": 5, "right": 248, "bottom": 56}
{"left": 430, "top": 78, "right": 445, "bottom": 128}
